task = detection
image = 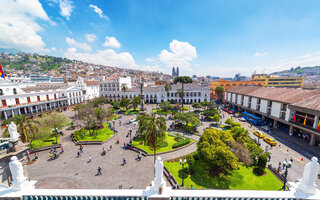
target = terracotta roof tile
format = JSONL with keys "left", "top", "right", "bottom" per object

{"left": 227, "top": 86, "right": 320, "bottom": 104}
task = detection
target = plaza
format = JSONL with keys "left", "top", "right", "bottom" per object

{"left": 22, "top": 104, "right": 320, "bottom": 189}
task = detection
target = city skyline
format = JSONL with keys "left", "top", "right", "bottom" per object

{"left": 1, "top": 0, "right": 320, "bottom": 77}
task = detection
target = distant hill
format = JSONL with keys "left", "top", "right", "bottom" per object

{"left": 0, "top": 52, "right": 73, "bottom": 72}
{"left": 270, "top": 65, "right": 320, "bottom": 77}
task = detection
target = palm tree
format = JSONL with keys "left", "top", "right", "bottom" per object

{"left": 164, "top": 83, "right": 172, "bottom": 100}
{"left": 176, "top": 89, "right": 184, "bottom": 112}
{"left": 2, "top": 115, "right": 39, "bottom": 148}
{"left": 174, "top": 76, "right": 192, "bottom": 110}
{"left": 137, "top": 114, "right": 166, "bottom": 167}
{"left": 214, "top": 86, "right": 224, "bottom": 103}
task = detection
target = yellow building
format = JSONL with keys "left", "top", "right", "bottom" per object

{"left": 252, "top": 74, "right": 305, "bottom": 88}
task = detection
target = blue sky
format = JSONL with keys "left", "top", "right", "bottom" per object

{"left": 1, "top": 0, "right": 320, "bottom": 77}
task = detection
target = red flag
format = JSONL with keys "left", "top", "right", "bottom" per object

{"left": 0, "top": 62, "right": 5, "bottom": 79}
{"left": 293, "top": 112, "right": 296, "bottom": 122}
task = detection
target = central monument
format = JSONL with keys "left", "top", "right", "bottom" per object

{"left": 7, "top": 122, "right": 21, "bottom": 152}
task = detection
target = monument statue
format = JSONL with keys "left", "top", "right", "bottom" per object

{"left": 8, "top": 122, "right": 19, "bottom": 142}
{"left": 297, "top": 157, "right": 320, "bottom": 194}
{"left": 9, "top": 156, "right": 27, "bottom": 190}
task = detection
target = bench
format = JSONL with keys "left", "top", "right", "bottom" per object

{"left": 76, "top": 141, "right": 102, "bottom": 145}
{"left": 32, "top": 144, "right": 62, "bottom": 153}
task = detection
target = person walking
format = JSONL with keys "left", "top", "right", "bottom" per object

{"left": 122, "top": 157, "right": 126, "bottom": 165}
{"left": 88, "top": 156, "right": 92, "bottom": 163}
{"left": 77, "top": 151, "right": 81, "bottom": 158}
{"left": 61, "top": 146, "right": 64, "bottom": 154}
{"left": 110, "top": 145, "right": 112, "bottom": 150}
{"left": 268, "top": 155, "right": 271, "bottom": 162}
{"left": 97, "top": 167, "right": 102, "bottom": 175}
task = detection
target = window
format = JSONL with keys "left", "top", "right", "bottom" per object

{"left": 0, "top": 89, "right": 3, "bottom": 96}
{"left": 13, "top": 88, "right": 17, "bottom": 94}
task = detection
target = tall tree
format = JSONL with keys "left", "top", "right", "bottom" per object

{"left": 120, "top": 98, "right": 130, "bottom": 110}
{"left": 2, "top": 115, "right": 39, "bottom": 147}
{"left": 93, "top": 107, "right": 107, "bottom": 127}
{"left": 176, "top": 89, "right": 184, "bottom": 112}
{"left": 121, "top": 83, "right": 128, "bottom": 93}
{"left": 137, "top": 114, "right": 166, "bottom": 167}
{"left": 111, "top": 100, "right": 120, "bottom": 110}
{"left": 131, "top": 96, "right": 141, "bottom": 110}
{"left": 173, "top": 76, "right": 192, "bottom": 109}
{"left": 192, "top": 102, "right": 202, "bottom": 111}
{"left": 214, "top": 86, "right": 224, "bottom": 103}
{"left": 164, "top": 83, "right": 172, "bottom": 98}
{"left": 77, "top": 104, "right": 97, "bottom": 135}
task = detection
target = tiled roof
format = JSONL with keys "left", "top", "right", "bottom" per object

{"left": 84, "top": 80, "right": 99, "bottom": 86}
{"left": 227, "top": 86, "right": 320, "bottom": 104}
{"left": 291, "top": 94, "right": 320, "bottom": 112}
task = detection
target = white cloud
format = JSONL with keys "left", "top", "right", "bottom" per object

{"left": 157, "top": 40, "right": 197, "bottom": 71}
{"left": 0, "top": 0, "right": 51, "bottom": 52}
{"left": 59, "top": 0, "right": 73, "bottom": 20}
{"left": 65, "top": 37, "right": 91, "bottom": 51}
{"left": 64, "top": 48, "right": 136, "bottom": 68}
{"left": 89, "top": 4, "right": 109, "bottom": 20}
{"left": 146, "top": 57, "right": 155, "bottom": 62}
{"left": 85, "top": 33, "right": 96, "bottom": 43}
{"left": 254, "top": 52, "right": 267, "bottom": 57}
{"left": 51, "top": 47, "right": 57, "bottom": 51}
{"left": 103, "top": 36, "right": 121, "bottom": 48}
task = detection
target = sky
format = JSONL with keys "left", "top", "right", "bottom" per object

{"left": 1, "top": 0, "right": 320, "bottom": 77}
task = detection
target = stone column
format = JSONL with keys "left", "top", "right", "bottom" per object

{"left": 309, "top": 134, "right": 316, "bottom": 146}
{"left": 3, "top": 111, "right": 8, "bottom": 120}
{"left": 17, "top": 109, "right": 21, "bottom": 115}
{"left": 289, "top": 125, "right": 293, "bottom": 134}
{"left": 273, "top": 119, "right": 278, "bottom": 129}
{"left": 24, "top": 107, "right": 27, "bottom": 114}
{"left": 313, "top": 115, "right": 319, "bottom": 129}
{"left": 11, "top": 110, "right": 15, "bottom": 117}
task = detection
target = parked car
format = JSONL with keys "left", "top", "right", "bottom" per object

{"left": 239, "top": 117, "right": 246, "bottom": 122}
{"left": 129, "top": 119, "right": 136, "bottom": 124}
{"left": 261, "top": 125, "right": 270, "bottom": 131}
{"left": 253, "top": 130, "right": 265, "bottom": 139}
{"left": 227, "top": 110, "right": 233, "bottom": 114}
{"left": 223, "top": 107, "right": 229, "bottom": 112}
{"left": 264, "top": 137, "right": 277, "bottom": 146}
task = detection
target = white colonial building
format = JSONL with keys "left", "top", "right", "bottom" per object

{"left": 0, "top": 79, "right": 83, "bottom": 120}
{"left": 100, "top": 80, "right": 210, "bottom": 104}
{"left": 75, "top": 77, "right": 99, "bottom": 101}
{"left": 224, "top": 86, "right": 320, "bottom": 147}
{"left": 99, "top": 76, "right": 132, "bottom": 94}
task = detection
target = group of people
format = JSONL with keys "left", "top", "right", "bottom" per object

{"left": 49, "top": 147, "right": 60, "bottom": 160}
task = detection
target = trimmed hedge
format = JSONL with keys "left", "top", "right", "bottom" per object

{"left": 172, "top": 138, "right": 191, "bottom": 149}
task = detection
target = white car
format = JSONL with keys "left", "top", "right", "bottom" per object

{"left": 239, "top": 117, "right": 246, "bottom": 122}
{"left": 129, "top": 119, "right": 137, "bottom": 124}
{"left": 261, "top": 125, "right": 270, "bottom": 131}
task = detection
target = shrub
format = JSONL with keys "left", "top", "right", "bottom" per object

{"left": 172, "top": 138, "right": 191, "bottom": 148}
{"left": 158, "top": 141, "right": 168, "bottom": 148}
{"left": 174, "top": 137, "right": 184, "bottom": 142}
{"left": 253, "top": 167, "right": 264, "bottom": 176}
{"left": 182, "top": 106, "right": 190, "bottom": 111}
{"left": 257, "top": 154, "right": 268, "bottom": 169}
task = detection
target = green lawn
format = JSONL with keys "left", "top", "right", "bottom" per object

{"left": 78, "top": 123, "right": 114, "bottom": 142}
{"left": 132, "top": 132, "right": 194, "bottom": 154}
{"left": 31, "top": 135, "right": 61, "bottom": 149}
{"left": 152, "top": 109, "right": 171, "bottom": 115}
{"left": 164, "top": 160, "right": 283, "bottom": 190}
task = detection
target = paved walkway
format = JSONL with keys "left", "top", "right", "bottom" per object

{"left": 26, "top": 106, "right": 203, "bottom": 189}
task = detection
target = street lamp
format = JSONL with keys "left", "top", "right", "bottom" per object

{"left": 179, "top": 158, "right": 187, "bottom": 187}
{"left": 282, "top": 160, "right": 292, "bottom": 191}
{"left": 129, "top": 128, "right": 133, "bottom": 143}
{"left": 52, "top": 128, "right": 58, "bottom": 144}
{"left": 113, "top": 120, "right": 116, "bottom": 134}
